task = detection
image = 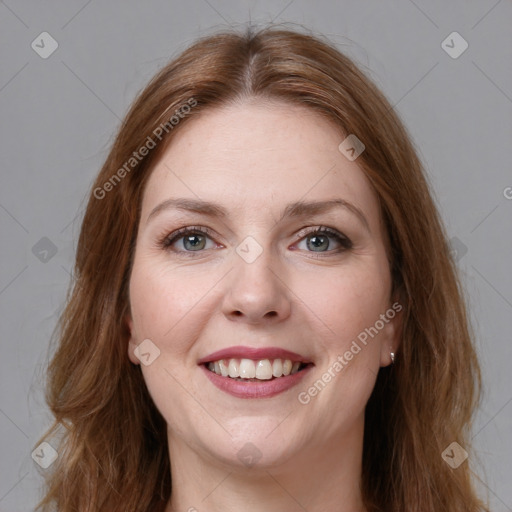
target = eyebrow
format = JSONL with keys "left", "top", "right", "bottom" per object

{"left": 146, "top": 197, "right": 370, "bottom": 232}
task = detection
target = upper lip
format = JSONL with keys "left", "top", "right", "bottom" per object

{"left": 198, "top": 345, "right": 312, "bottom": 365}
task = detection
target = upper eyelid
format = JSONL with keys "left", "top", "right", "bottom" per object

{"left": 293, "top": 225, "right": 350, "bottom": 241}
{"left": 162, "top": 226, "right": 218, "bottom": 245}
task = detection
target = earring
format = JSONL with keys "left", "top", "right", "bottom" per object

{"left": 390, "top": 352, "right": 395, "bottom": 364}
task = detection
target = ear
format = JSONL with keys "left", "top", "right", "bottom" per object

{"left": 379, "top": 300, "right": 403, "bottom": 367}
{"left": 125, "top": 313, "right": 141, "bottom": 366}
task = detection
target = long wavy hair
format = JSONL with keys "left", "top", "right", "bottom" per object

{"left": 35, "top": 26, "right": 488, "bottom": 511}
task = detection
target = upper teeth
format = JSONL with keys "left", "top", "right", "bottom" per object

{"left": 207, "top": 358, "right": 302, "bottom": 380}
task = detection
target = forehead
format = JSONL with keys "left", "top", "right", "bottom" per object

{"left": 141, "top": 99, "right": 380, "bottom": 231}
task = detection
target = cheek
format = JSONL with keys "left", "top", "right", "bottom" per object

{"left": 128, "top": 255, "right": 220, "bottom": 354}
{"left": 289, "top": 262, "right": 391, "bottom": 438}
{"left": 293, "top": 258, "right": 390, "bottom": 348}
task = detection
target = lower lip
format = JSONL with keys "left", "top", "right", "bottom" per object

{"left": 200, "top": 364, "right": 313, "bottom": 399}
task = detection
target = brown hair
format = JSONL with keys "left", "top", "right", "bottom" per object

{"left": 35, "top": 26, "right": 488, "bottom": 511}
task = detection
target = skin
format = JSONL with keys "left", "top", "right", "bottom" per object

{"left": 126, "top": 98, "right": 401, "bottom": 512}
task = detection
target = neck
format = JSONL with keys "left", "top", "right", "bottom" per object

{"left": 165, "top": 413, "right": 367, "bottom": 512}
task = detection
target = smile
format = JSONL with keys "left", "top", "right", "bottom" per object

{"left": 198, "top": 345, "right": 314, "bottom": 398}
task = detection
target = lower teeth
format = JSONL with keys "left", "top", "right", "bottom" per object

{"left": 231, "top": 376, "right": 276, "bottom": 382}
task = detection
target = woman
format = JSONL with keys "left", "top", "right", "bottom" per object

{"left": 35, "top": 26, "right": 489, "bottom": 511}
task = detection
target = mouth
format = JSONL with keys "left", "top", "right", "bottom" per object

{"left": 198, "top": 346, "right": 314, "bottom": 399}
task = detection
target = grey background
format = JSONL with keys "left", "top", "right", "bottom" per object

{"left": 0, "top": 1, "right": 511, "bottom": 510}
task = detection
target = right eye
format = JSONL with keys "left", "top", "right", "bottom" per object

{"left": 161, "top": 226, "right": 221, "bottom": 255}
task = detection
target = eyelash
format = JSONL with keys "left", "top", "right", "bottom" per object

{"left": 159, "top": 225, "right": 352, "bottom": 258}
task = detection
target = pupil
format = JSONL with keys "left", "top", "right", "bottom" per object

{"left": 308, "top": 235, "right": 328, "bottom": 251}
{"left": 185, "top": 234, "right": 205, "bottom": 251}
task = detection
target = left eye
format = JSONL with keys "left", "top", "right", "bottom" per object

{"left": 295, "top": 227, "right": 352, "bottom": 253}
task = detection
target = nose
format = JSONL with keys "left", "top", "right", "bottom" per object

{"left": 221, "top": 246, "right": 292, "bottom": 325}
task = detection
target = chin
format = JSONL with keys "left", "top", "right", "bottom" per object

{"left": 197, "top": 423, "right": 303, "bottom": 471}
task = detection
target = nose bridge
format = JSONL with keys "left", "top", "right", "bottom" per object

{"left": 222, "top": 234, "right": 291, "bottom": 322}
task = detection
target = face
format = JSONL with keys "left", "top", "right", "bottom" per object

{"left": 127, "top": 99, "right": 400, "bottom": 472}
